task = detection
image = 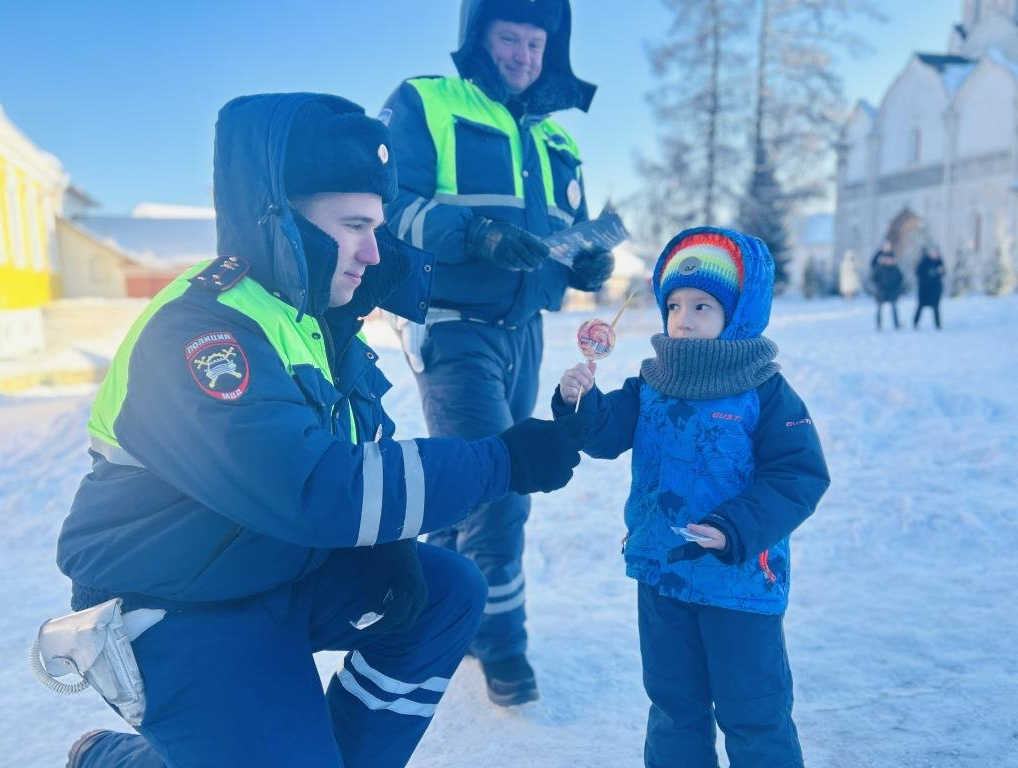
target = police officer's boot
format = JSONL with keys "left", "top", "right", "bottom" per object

{"left": 481, "top": 654, "right": 539, "bottom": 706}
{"left": 66, "top": 730, "right": 112, "bottom": 767}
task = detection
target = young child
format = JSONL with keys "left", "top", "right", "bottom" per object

{"left": 553, "top": 227, "right": 830, "bottom": 768}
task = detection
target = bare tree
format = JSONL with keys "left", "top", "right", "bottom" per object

{"left": 632, "top": 0, "right": 749, "bottom": 241}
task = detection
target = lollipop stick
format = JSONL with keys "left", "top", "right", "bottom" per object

{"left": 574, "top": 358, "right": 590, "bottom": 413}
{"left": 610, "top": 290, "right": 637, "bottom": 328}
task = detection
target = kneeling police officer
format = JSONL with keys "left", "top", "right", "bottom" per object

{"left": 53, "top": 92, "right": 584, "bottom": 768}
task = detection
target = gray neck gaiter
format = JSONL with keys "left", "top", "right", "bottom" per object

{"left": 640, "top": 333, "right": 780, "bottom": 400}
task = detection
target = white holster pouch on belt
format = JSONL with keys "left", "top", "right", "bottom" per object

{"left": 30, "top": 598, "right": 165, "bottom": 726}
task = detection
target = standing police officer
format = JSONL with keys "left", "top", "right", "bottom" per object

{"left": 382, "top": 0, "right": 613, "bottom": 706}
{"left": 57, "top": 93, "right": 584, "bottom": 768}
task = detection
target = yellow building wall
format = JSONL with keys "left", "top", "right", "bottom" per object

{"left": 0, "top": 153, "right": 56, "bottom": 310}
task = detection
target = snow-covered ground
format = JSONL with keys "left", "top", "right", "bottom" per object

{"left": 2, "top": 295, "right": 1016, "bottom": 767}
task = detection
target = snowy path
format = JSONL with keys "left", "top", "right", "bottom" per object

{"left": 1, "top": 296, "right": 1015, "bottom": 767}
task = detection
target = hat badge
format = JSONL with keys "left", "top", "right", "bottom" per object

{"left": 377, "top": 144, "right": 389, "bottom": 164}
{"left": 678, "top": 256, "right": 701, "bottom": 275}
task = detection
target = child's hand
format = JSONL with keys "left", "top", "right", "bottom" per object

{"left": 685, "top": 523, "right": 726, "bottom": 550}
{"left": 559, "top": 362, "right": 596, "bottom": 404}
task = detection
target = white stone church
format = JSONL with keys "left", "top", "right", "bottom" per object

{"left": 834, "top": 0, "right": 1018, "bottom": 288}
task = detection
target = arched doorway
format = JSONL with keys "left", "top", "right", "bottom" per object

{"left": 884, "top": 207, "right": 927, "bottom": 275}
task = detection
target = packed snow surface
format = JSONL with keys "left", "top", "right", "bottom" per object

{"left": 1, "top": 295, "right": 1015, "bottom": 767}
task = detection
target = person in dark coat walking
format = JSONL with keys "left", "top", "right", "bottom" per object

{"left": 870, "top": 241, "right": 904, "bottom": 330}
{"left": 914, "top": 246, "right": 945, "bottom": 329}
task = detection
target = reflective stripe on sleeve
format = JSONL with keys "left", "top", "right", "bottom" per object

{"left": 397, "top": 197, "right": 426, "bottom": 241}
{"left": 89, "top": 435, "right": 146, "bottom": 468}
{"left": 355, "top": 442, "right": 384, "bottom": 546}
{"left": 398, "top": 440, "right": 425, "bottom": 539}
{"left": 410, "top": 200, "right": 439, "bottom": 249}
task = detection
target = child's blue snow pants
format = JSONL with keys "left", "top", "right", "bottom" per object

{"left": 415, "top": 315, "right": 542, "bottom": 663}
{"left": 638, "top": 581, "right": 804, "bottom": 768}
{"left": 74, "top": 543, "right": 486, "bottom": 768}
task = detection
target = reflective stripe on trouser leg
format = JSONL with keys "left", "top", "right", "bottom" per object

{"left": 458, "top": 489, "right": 529, "bottom": 662}
{"left": 412, "top": 319, "right": 540, "bottom": 664}
{"left": 335, "top": 651, "right": 447, "bottom": 717}
{"left": 325, "top": 544, "right": 486, "bottom": 768}
{"left": 484, "top": 570, "right": 525, "bottom": 615}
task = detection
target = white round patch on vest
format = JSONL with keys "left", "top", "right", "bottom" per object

{"left": 567, "top": 179, "right": 582, "bottom": 210}
{"left": 378, "top": 144, "right": 389, "bottom": 164}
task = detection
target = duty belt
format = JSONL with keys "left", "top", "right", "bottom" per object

{"left": 426, "top": 307, "right": 520, "bottom": 330}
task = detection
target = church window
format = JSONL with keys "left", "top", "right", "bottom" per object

{"left": 971, "top": 212, "right": 982, "bottom": 253}
{"left": 910, "top": 128, "right": 922, "bottom": 165}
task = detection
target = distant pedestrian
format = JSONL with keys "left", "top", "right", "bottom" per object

{"left": 914, "top": 246, "right": 945, "bottom": 329}
{"left": 870, "top": 241, "right": 903, "bottom": 330}
{"left": 838, "top": 250, "right": 861, "bottom": 299}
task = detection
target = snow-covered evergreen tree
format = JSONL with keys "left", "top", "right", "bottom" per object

{"left": 951, "top": 248, "right": 973, "bottom": 297}
{"left": 736, "top": 144, "right": 791, "bottom": 290}
{"left": 984, "top": 234, "right": 1018, "bottom": 296}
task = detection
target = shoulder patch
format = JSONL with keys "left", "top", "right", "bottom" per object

{"left": 190, "top": 256, "right": 249, "bottom": 292}
{"left": 185, "top": 331, "right": 250, "bottom": 400}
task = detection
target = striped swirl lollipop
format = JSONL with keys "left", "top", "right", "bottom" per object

{"left": 572, "top": 291, "right": 636, "bottom": 412}
{"left": 576, "top": 318, "right": 616, "bottom": 361}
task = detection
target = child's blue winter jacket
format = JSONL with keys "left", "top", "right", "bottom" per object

{"left": 552, "top": 228, "right": 829, "bottom": 614}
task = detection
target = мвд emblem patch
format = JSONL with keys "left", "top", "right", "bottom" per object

{"left": 185, "top": 331, "right": 250, "bottom": 400}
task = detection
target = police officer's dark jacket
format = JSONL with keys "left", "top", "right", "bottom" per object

{"left": 57, "top": 94, "right": 512, "bottom": 611}
{"left": 381, "top": 0, "right": 597, "bottom": 326}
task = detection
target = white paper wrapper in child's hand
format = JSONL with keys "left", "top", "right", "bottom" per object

{"left": 672, "top": 526, "right": 712, "bottom": 543}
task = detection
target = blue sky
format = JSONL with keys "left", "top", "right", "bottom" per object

{"left": 0, "top": 0, "right": 960, "bottom": 215}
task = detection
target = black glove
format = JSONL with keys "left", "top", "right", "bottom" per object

{"left": 568, "top": 248, "right": 615, "bottom": 291}
{"left": 666, "top": 542, "right": 709, "bottom": 564}
{"left": 499, "top": 415, "right": 586, "bottom": 494}
{"left": 464, "top": 216, "right": 550, "bottom": 271}
{"left": 357, "top": 539, "right": 428, "bottom": 635}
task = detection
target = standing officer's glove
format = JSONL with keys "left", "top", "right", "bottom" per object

{"left": 358, "top": 539, "right": 428, "bottom": 635}
{"left": 465, "top": 216, "right": 550, "bottom": 271}
{"left": 568, "top": 248, "right": 615, "bottom": 291}
{"left": 498, "top": 415, "right": 586, "bottom": 494}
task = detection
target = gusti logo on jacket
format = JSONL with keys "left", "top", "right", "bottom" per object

{"left": 185, "top": 331, "right": 250, "bottom": 400}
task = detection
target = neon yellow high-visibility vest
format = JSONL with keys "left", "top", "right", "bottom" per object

{"left": 89, "top": 264, "right": 359, "bottom": 466}
{"left": 408, "top": 77, "right": 583, "bottom": 225}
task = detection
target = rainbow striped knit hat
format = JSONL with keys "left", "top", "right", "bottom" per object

{"left": 653, "top": 229, "right": 745, "bottom": 323}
